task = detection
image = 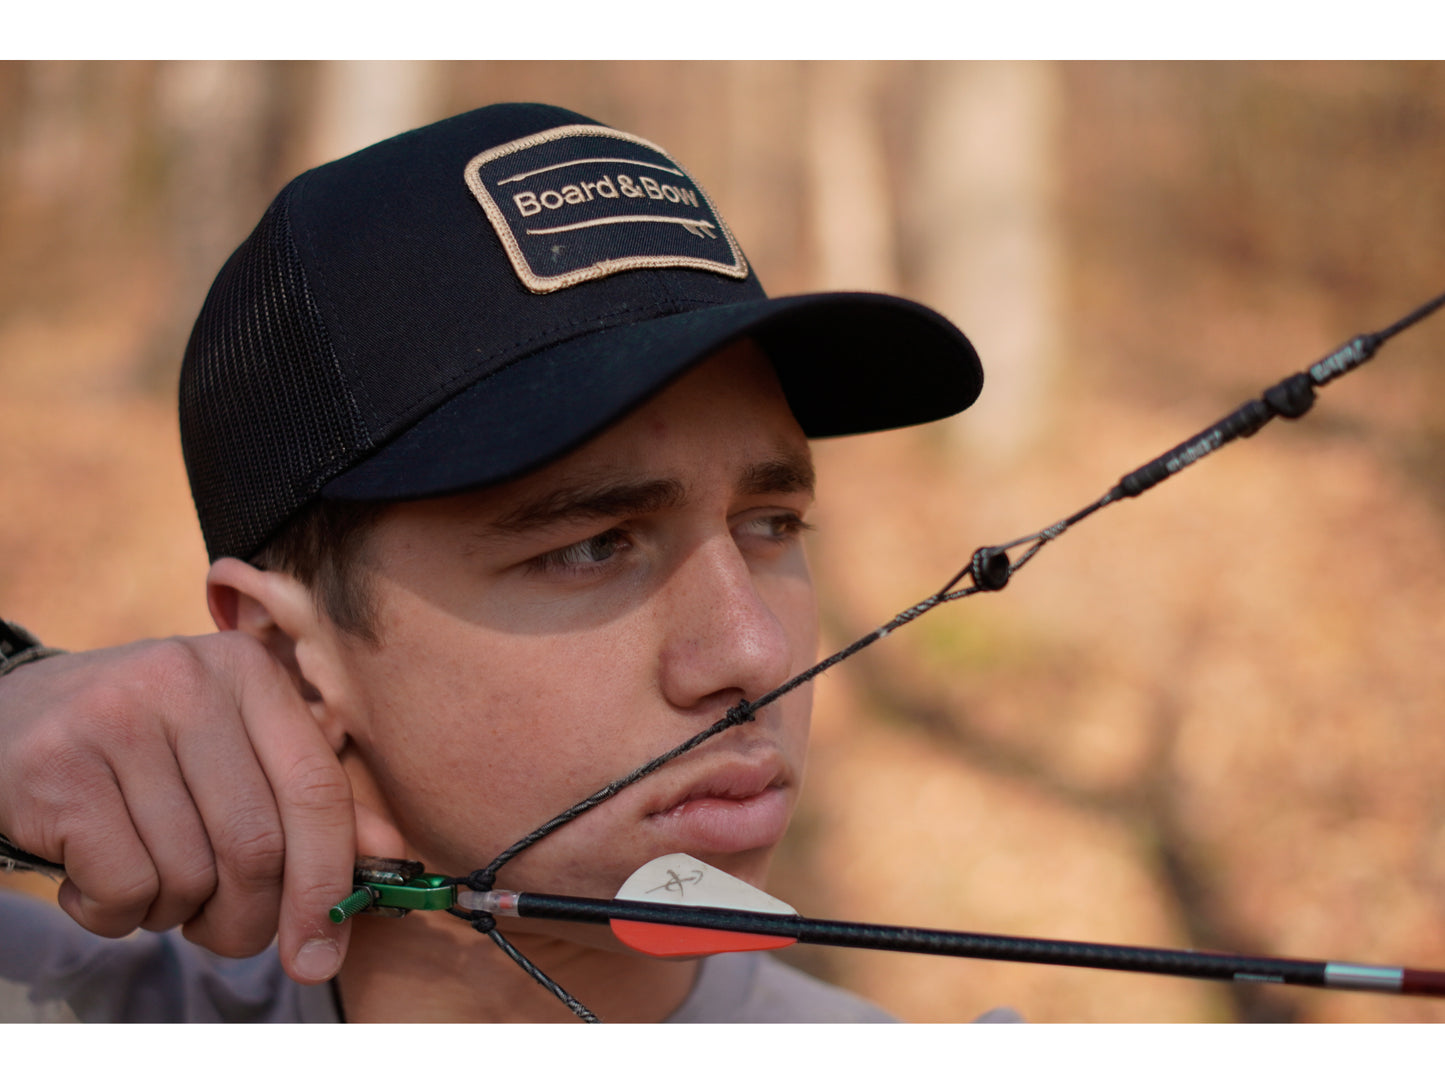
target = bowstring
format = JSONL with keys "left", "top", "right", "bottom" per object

{"left": 455, "top": 288, "right": 1445, "bottom": 1020}
{"left": 469, "top": 487, "right": 1127, "bottom": 899}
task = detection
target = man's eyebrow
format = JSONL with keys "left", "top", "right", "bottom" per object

{"left": 482, "top": 451, "right": 814, "bottom": 537}
{"left": 739, "top": 452, "right": 816, "bottom": 497}
{"left": 739, "top": 450, "right": 820, "bottom": 500}
{"left": 487, "top": 478, "right": 687, "bottom": 535}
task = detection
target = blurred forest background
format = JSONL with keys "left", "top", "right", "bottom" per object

{"left": 2, "top": 60, "right": 1444, "bottom": 1023}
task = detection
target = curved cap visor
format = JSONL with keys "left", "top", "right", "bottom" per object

{"left": 321, "top": 291, "right": 983, "bottom": 502}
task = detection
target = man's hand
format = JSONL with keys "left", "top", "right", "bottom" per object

{"left": 0, "top": 633, "right": 357, "bottom": 984}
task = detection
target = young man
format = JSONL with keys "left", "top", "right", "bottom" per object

{"left": 0, "top": 102, "right": 984, "bottom": 1022}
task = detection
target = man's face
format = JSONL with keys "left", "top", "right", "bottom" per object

{"left": 329, "top": 341, "right": 818, "bottom": 900}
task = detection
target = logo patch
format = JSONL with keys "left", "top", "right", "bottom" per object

{"left": 465, "top": 124, "right": 748, "bottom": 293}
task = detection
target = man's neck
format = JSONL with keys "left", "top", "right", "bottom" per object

{"left": 335, "top": 909, "right": 700, "bottom": 1023}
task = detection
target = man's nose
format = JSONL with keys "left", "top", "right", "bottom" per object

{"left": 655, "top": 535, "right": 794, "bottom": 712}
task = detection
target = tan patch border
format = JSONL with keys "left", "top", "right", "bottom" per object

{"left": 465, "top": 124, "right": 749, "bottom": 294}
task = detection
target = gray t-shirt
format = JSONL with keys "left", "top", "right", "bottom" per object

{"left": 0, "top": 890, "right": 900, "bottom": 1023}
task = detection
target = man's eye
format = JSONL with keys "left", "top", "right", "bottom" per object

{"left": 735, "top": 512, "right": 813, "bottom": 544}
{"left": 531, "top": 528, "right": 631, "bottom": 573}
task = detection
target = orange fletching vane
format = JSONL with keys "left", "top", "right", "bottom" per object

{"left": 610, "top": 853, "right": 799, "bottom": 958}
{"left": 611, "top": 920, "right": 796, "bottom": 957}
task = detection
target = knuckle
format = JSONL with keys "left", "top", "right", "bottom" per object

{"left": 20, "top": 738, "right": 108, "bottom": 819}
{"left": 160, "top": 851, "right": 221, "bottom": 913}
{"left": 198, "top": 629, "right": 275, "bottom": 680}
{"left": 218, "top": 816, "right": 288, "bottom": 887}
{"left": 144, "top": 636, "right": 208, "bottom": 680}
{"left": 164, "top": 633, "right": 289, "bottom": 727}
{"left": 57, "top": 678, "right": 148, "bottom": 750}
{"left": 144, "top": 639, "right": 215, "bottom": 717}
{"left": 128, "top": 635, "right": 273, "bottom": 738}
{"left": 84, "top": 867, "right": 162, "bottom": 923}
{"left": 130, "top": 636, "right": 257, "bottom": 723}
{"left": 281, "top": 753, "right": 353, "bottom": 817}
{"left": 61, "top": 675, "right": 129, "bottom": 726}
{"left": 46, "top": 642, "right": 198, "bottom": 750}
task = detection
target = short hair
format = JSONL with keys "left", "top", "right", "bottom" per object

{"left": 251, "top": 500, "right": 387, "bottom": 644}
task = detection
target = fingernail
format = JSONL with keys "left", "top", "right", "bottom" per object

{"left": 295, "top": 937, "right": 341, "bottom": 982}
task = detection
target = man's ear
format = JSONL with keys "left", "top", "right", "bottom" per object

{"left": 209, "top": 559, "right": 413, "bottom": 862}
{"left": 206, "top": 557, "right": 351, "bottom": 749}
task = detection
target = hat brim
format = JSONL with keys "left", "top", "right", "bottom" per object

{"left": 322, "top": 291, "right": 982, "bottom": 502}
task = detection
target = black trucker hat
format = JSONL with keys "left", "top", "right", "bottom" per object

{"left": 180, "top": 102, "right": 984, "bottom": 561}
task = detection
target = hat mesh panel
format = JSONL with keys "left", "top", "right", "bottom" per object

{"left": 180, "top": 187, "right": 371, "bottom": 561}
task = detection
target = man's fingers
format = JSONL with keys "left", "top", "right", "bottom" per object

{"left": 1, "top": 634, "right": 367, "bottom": 981}
{"left": 12, "top": 707, "right": 165, "bottom": 938}
{"left": 102, "top": 751, "right": 220, "bottom": 934}
{"left": 130, "top": 799, "right": 217, "bottom": 934}
{"left": 52, "top": 786, "right": 162, "bottom": 938}
{"left": 172, "top": 720, "right": 287, "bottom": 957}
{"left": 229, "top": 651, "right": 358, "bottom": 984}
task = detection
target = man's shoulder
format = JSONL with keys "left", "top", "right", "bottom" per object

{"left": 667, "top": 952, "right": 895, "bottom": 1023}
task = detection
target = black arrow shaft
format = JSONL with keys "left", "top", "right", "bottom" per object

{"left": 507, "top": 891, "right": 1445, "bottom": 997}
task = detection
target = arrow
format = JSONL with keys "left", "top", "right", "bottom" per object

{"left": 456, "top": 853, "right": 1445, "bottom": 998}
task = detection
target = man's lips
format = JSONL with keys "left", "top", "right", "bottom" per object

{"left": 645, "top": 756, "right": 789, "bottom": 817}
{"left": 642, "top": 757, "right": 793, "bottom": 854}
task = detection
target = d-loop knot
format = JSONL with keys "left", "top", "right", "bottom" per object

{"left": 725, "top": 700, "right": 757, "bottom": 727}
